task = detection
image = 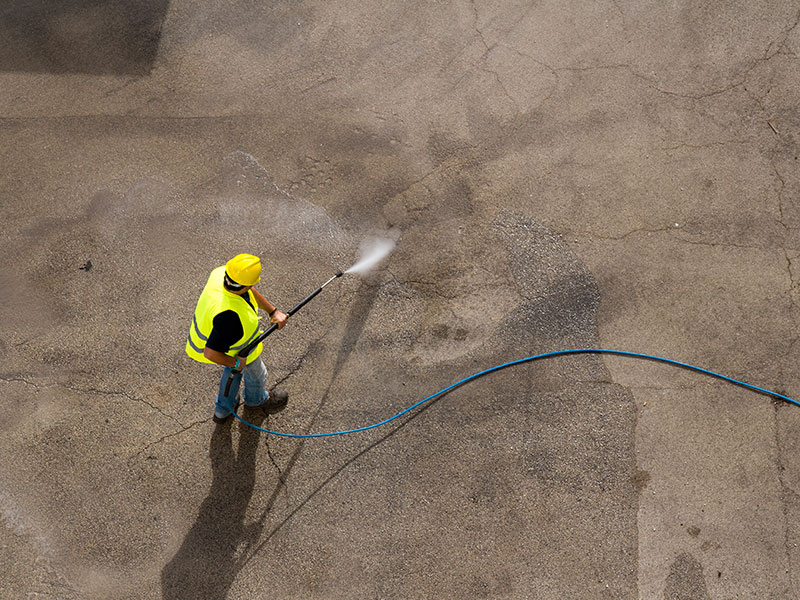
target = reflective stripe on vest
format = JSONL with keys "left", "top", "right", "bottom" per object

{"left": 185, "top": 266, "right": 264, "bottom": 364}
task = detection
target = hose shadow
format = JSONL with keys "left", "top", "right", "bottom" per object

{"left": 160, "top": 410, "right": 267, "bottom": 600}
{"left": 240, "top": 380, "right": 450, "bottom": 570}
{"left": 238, "top": 279, "right": 385, "bottom": 562}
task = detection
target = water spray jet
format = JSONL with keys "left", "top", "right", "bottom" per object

{"left": 223, "top": 238, "right": 394, "bottom": 396}
{"left": 344, "top": 238, "right": 395, "bottom": 275}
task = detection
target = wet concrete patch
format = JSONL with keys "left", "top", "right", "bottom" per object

{"left": 631, "top": 469, "right": 651, "bottom": 491}
{"left": 664, "top": 553, "right": 710, "bottom": 600}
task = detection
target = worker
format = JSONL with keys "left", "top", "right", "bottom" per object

{"left": 186, "top": 253, "right": 289, "bottom": 423}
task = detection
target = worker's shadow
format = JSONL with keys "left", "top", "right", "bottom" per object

{"left": 161, "top": 410, "right": 267, "bottom": 600}
{"left": 162, "top": 280, "right": 383, "bottom": 598}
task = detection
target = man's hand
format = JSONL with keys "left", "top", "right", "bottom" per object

{"left": 271, "top": 310, "right": 288, "bottom": 330}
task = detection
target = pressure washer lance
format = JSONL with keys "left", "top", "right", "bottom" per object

{"left": 223, "top": 271, "right": 344, "bottom": 396}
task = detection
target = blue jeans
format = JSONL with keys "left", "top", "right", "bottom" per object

{"left": 214, "top": 358, "right": 269, "bottom": 418}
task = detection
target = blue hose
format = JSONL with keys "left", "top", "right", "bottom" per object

{"left": 226, "top": 349, "right": 797, "bottom": 438}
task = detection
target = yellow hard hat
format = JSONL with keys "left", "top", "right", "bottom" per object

{"left": 225, "top": 253, "right": 261, "bottom": 286}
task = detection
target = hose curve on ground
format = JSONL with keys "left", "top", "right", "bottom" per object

{"left": 225, "top": 349, "right": 797, "bottom": 438}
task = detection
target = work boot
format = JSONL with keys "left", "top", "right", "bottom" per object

{"left": 212, "top": 401, "right": 240, "bottom": 424}
{"left": 265, "top": 389, "right": 289, "bottom": 411}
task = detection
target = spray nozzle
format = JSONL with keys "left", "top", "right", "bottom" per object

{"left": 335, "top": 271, "right": 344, "bottom": 277}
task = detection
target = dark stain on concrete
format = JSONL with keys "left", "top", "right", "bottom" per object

{"left": 0, "top": 0, "right": 170, "bottom": 74}
{"left": 664, "top": 553, "right": 710, "bottom": 600}
{"left": 631, "top": 469, "right": 651, "bottom": 491}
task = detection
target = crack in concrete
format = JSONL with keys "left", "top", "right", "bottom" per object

{"left": 387, "top": 154, "right": 478, "bottom": 208}
{"left": 772, "top": 160, "right": 800, "bottom": 599}
{"left": 562, "top": 226, "right": 677, "bottom": 242}
{"left": 240, "top": 391, "right": 445, "bottom": 572}
{"left": 571, "top": 378, "right": 618, "bottom": 387}
{"left": 679, "top": 237, "right": 787, "bottom": 252}
{"left": 270, "top": 290, "right": 342, "bottom": 390}
{"left": 263, "top": 438, "right": 289, "bottom": 507}
{"left": 467, "top": 1, "right": 531, "bottom": 115}
{"left": 558, "top": 63, "right": 635, "bottom": 74}
{"left": 496, "top": 43, "right": 561, "bottom": 113}
{"left": 478, "top": 65, "right": 521, "bottom": 113}
{"left": 769, "top": 145, "right": 800, "bottom": 316}
{"left": 644, "top": 11, "right": 798, "bottom": 101}
{"left": 65, "top": 384, "right": 183, "bottom": 427}
{"left": 763, "top": 17, "right": 800, "bottom": 573}
{"left": 271, "top": 341, "right": 320, "bottom": 389}
{"left": 465, "top": 2, "right": 565, "bottom": 116}
{"left": 264, "top": 440, "right": 286, "bottom": 484}
{"left": 773, "top": 159, "right": 788, "bottom": 232}
{"left": 551, "top": 9, "right": 798, "bottom": 102}
{"left": 0, "top": 376, "right": 183, "bottom": 428}
{"left": 768, "top": 9, "right": 800, "bottom": 56}
{"left": 564, "top": 226, "right": 797, "bottom": 252}
{"left": 782, "top": 248, "right": 798, "bottom": 312}
{"left": 470, "top": 0, "right": 492, "bottom": 55}
{"left": 658, "top": 140, "right": 750, "bottom": 152}
{"left": 772, "top": 402, "right": 796, "bottom": 595}
{"left": 439, "top": 38, "right": 477, "bottom": 74}
{"left": 272, "top": 316, "right": 338, "bottom": 388}
{"left": 127, "top": 418, "right": 208, "bottom": 464}
{"left": 556, "top": 59, "right": 749, "bottom": 102}
{"left": 685, "top": 9, "right": 799, "bottom": 99}
{"left": 299, "top": 76, "right": 337, "bottom": 95}
{"left": 786, "top": 252, "right": 799, "bottom": 299}
{"left": 101, "top": 76, "right": 139, "bottom": 98}
{"left": 0, "top": 375, "right": 40, "bottom": 389}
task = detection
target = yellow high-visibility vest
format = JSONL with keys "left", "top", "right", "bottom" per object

{"left": 185, "top": 266, "right": 263, "bottom": 364}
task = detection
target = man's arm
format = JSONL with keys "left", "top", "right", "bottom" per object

{"left": 203, "top": 311, "right": 244, "bottom": 368}
{"left": 251, "top": 288, "right": 288, "bottom": 329}
{"left": 251, "top": 288, "right": 276, "bottom": 313}
{"left": 204, "top": 347, "right": 240, "bottom": 368}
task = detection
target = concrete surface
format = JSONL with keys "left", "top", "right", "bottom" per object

{"left": 1, "top": 1, "right": 798, "bottom": 598}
